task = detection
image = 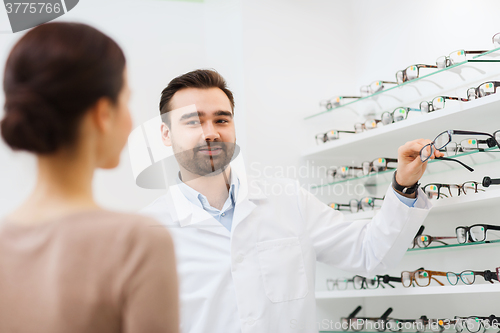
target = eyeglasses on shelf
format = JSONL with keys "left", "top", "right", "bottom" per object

{"left": 341, "top": 307, "right": 393, "bottom": 332}
{"left": 381, "top": 107, "right": 421, "bottom": 125}
{"left": 420, "top": 96, "right": 469, "bottom": 113}
{"left": 360, "top": 80, "right": 398, "bottom": 97}
{"left": 315, "top": 129, "right": 356, "bottom": 145}
{"left": 446, "top": 269, "right": 498, "bottom": 285}
{"left": 454, "top": 315, "right": 500, "bottom": 333}
{"left": 467, "top": 81, "right": 500, "bottom": 100}
{"left": 327, "top": 166, "right": 363, "bottom": 181}
{"left": 326, "top": 277, "right": 354, "bottom": 290}
{"left": 328, "top": 197, "right": 385, "bottom": 214}
{"left": 436, "top": 49, "right": 488, "bottom": 69}
{"left": 401, "top": 267, "right": 447, "bottom": 287}
{"left": 362, "top": 157, "right": 398, "bottom": 175}
{"left": 396, "top": 64, "right": 438, "bottom": 84}
{"left": 354, "top": 118, "right": 384, "bottom": 133}
{"left": 456, "top": 224, "right": 500, "bottom": 244}
{"left": 422, "top": 182, "right": 484, "bottom": 200}
{"left": 320, "top": 95, "right": 361, "bottom": 110}
{"left": 352, "top": 274, "right": 401, "bottom": 290}
{"left": 439, "top": 138, "right": 498, "bottom": 156}
{"left": 409, "top": 234, "right": 457, "bottom": 248}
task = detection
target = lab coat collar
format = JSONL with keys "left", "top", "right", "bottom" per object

{"left": 166, "top": 164, "right": 267, "bottom": 229}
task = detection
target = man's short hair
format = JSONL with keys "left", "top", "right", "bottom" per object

{"left": 159, "top": 69, "right": 235, "bottom": 127}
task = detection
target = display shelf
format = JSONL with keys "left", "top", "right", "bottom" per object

{"left": 407, "top": 239, "right": 500, "bottom": 253}
{"left": 302, "top": 92, "right": 500, "bottom": 162}
{"left": 325, "top": 187, "right": 500, "bottom": 226}
{"left": 309, "top": 147, "right": 500, "bottom": 189}
{"left": 315, "top": 283, "right": 500, "bottom": 299}
{"left": 305, "top": 59, "right": 500, "bottom": 121}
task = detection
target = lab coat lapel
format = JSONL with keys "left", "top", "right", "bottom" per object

{"left": 167, "top": 184, "right": 231, "bottom": 237}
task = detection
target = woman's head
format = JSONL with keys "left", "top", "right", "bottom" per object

{"left": 1, "top": 22, "right": 131, "bottom": 169}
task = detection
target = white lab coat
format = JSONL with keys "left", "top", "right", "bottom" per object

{"left": 141, "top": 165, "right": 432, "bottom": 333}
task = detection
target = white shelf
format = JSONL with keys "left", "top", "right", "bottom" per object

{"left": 302, "top": 93, "right": 500, "bottom": 163}
{"left": 315, "top": 283, "right": 500, "bottom": 299}
{"left": 430, "top": 187, "right": 500, "bottom": 212}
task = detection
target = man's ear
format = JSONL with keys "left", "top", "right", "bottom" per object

{"left": 161, "top": 122, "right": 172, "bottom": 147}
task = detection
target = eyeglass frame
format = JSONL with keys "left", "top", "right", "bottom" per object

{"left": 360, "top": 80, "right": 398, "bottom": 96}
{"left": 436, "top": 50, "right": 487, "bottom": 69}
{"left": 381, "top": 107, "right": 421, "bottom": 125}
{"left": 396, "top": 64, "right": 438, "bottom": 84}
{"left": 320, "top": 96, "right": 362, "bottom": 110}
{"left": 446, "top": 269, "right": 498, "bottom": 286}
{"left": 401, "top": 267, "right": 447, "bottom": 288}
{"left": 315, "top": 129, "right": 356, "bottom": 145}
{"left": 420, "top": 96, "right": 469, "bottom": 113}
{"left": 455, "top": 224, "right": 500, "bottom": 244}
{"left": 362, "top": 157, "right": 398, "bottom": 175}
{"left": 422, "top": 181, "right": 483, "bottom": 200}
{"left": 467, "top": 81, "right": 500, "bottom": 100}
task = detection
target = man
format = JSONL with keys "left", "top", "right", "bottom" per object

{"left": 141, "top": 69, "right": 441, "bottom": 333}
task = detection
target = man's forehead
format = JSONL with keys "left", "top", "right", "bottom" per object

{"left": 169, "top": 104, "right": 232, "bottom": 120}
{"left": 170, "top": 87, "right": 232, "bottom": 111}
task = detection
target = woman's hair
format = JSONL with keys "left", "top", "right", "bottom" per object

{"left": 1, "top": 22, "right": 126, "bottom": 154}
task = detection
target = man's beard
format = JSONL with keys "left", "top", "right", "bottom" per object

{"left": 173, "top": 141, "right": 236, "bottom": 177}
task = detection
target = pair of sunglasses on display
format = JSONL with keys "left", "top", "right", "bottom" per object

{"left": 420, "top": 130, "right": 500, "bottom": 172}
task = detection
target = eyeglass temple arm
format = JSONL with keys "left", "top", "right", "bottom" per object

{"left": 416, "top": 225, "right": 425, "bottom": 236}
{"left": 426, "top": 270, "right": 447, "bottom": 286}
{"left": 451, "top": 130, "right": 496, "bottom": 141}
{"left": 441, "top": 96, "right": 469, "bottom": 102}
{"left": 381, "top": 81, "right": 398, "bottom": 84}
{"left": 465, "top": 50, "right": 489, "bottom": 54}
{"left": 434, "top": 157, "right": 474, "bottom": 172}
{"left": 348, "top": 306, "right": 363, "bottom": 318}
{"left": 477, "top": 270, "right": 498, "bottom": 283}
{"left": 417, "top": 64, "right": 438, "bottom": 69}
{"left": 380, "top": 308, "right": 393, "bottom": 320}
{"left": 338, "top": 130, "right": 356, "bottom": 133}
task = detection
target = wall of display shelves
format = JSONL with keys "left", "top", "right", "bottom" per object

{"left": 305, "top": 51, "right": 500, "bottom": 121}
{"left": 315, "top": 283, "right": 500, "bottom": 299}
{"left": 302, "top": 92, "right": 500, "bottom": 162}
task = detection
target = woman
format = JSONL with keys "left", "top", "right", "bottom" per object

{"left": 0, "top": 22, "right": 179, "bottom": 332}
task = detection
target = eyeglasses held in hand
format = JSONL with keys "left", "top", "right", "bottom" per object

{"left": 315, "top": 129, "right": 356, "bottom": 145}
{"left": 354, "top": 119, "right": 384, "bottom": 133}
{"left": 456, "top": 224, "right": 500, "bottom": 244}
{"left": 396, "top": 64, "right": 438, "bottom": 84}
{"left": 420, "top": 96, "right": 469, "bottom": 114}
{"left": 467, "top": 81, "right": 500, "bottom": 100}
{"left": 381, "top": 107, "right": 421, "bottom": 125}
{"left": 401, "top": 268, "right": 447, "bottom": 287}
{"left": 362, "top": 157, "right": 398, "bottom": 175}
{"left": 446, "top": 269, "right": 499, "bottom": 285}
{"left": 436, "top": 49, "right": 487, "bottom": 69}
{"left": 320, "top": 96, "right": 362, "bottom": 110}
{"left": 360, "top": 80, "right": 398, "bottom": 97}
{"left": 326, "top": 277, "right": 354, "bottom": 290}
{"left": 422, "top": 182, "right": 484, "bottom": 200}
{"left": 420, "top": 130, "right": 500, "bottom": 171}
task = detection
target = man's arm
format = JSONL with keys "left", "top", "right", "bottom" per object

{"left": 297, "top": 139, "right": 443, "bottom": 276}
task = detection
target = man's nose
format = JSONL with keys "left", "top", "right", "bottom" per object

{"left": 202, "top": 121, "right": 220, "bottom": 141}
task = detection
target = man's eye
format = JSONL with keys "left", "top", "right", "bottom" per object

{"left": 217, "top": 119, "right": 229, "bottom": 123}
{"left": 186, "top": 120, "right": 200, "bottom": 125}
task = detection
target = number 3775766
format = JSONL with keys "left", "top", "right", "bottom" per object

{"left": 5, "top": 2, "right": 62, "bottom": 14}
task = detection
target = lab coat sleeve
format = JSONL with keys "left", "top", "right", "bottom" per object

{"left": 297, "top": 182, "right": 432, "bottom": 276}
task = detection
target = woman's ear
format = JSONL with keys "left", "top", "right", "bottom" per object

{"left": 161, "top": 122, "right": 172, "bottom": 147}
{"left": 90, "top": 97, "right": 114, "bottom": 134}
